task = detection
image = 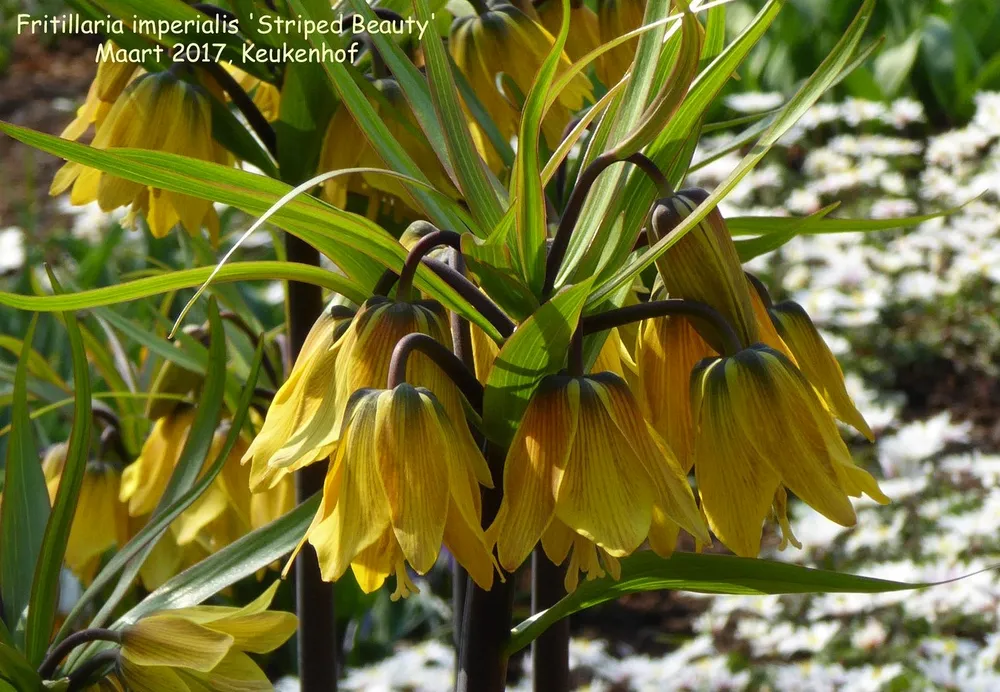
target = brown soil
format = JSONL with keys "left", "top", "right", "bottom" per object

{"left": 0, "top": 33, "right": 98, "bottom": 226}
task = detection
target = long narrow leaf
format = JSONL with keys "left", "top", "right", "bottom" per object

{"left": 413, "top": 0, "right": 507, "bottom": 229}
{"left": 88, "top": 299, "right": 228, "bottom": 629}
{"left": 24, "top": 280, "right": 92, "bottom": 665}
{"left": 507, "top": 552, "right": 930, "bottom": 654}
{"left": 0, "top": 316, "right": 48, "bottom": 644}
{"left": 510, "top": 0, "right": 574, "bottom": 295}
{"left": 589, "top": 0, "right": 878, "bottom": 306}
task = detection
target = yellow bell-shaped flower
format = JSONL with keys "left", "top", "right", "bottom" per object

{"left": 650, "top": 189, "right": 761, "bottom": 351}
{"left": 247, "top": 297, "right": 476, "bottom": 487}
{"left": 596, "top": 0, "right": 645, "bottom": 86}
{"left": 118, "top": 582, "right": 295, "bottom": 691}
{"left": 60, "top": 42, "right": 139, "bottom": 141}
{"left": 242, "top": 305, "right": 354, "bottom": 492}
{"left": 42, "top": 445, "right": 129, "bottom": 584}
{"left": 691, "top": 345, "right": 888, "bottom": 558}
{"left": 296, "top": 385, "right": 495, "bottom": 599}
{"left": 634, "top": 315, "right": 716, "bottom": 472}
{"left": 489, "top": 373, "right": 708, "bottom": 591}
{"left": 769, "top": 300, "right": 874, "bottom": 440}
{"left": 50, "top": 69, "right": 231, "bottom": 244}
{"left": 450, "top": 1, "right": 593, "bottom": 170}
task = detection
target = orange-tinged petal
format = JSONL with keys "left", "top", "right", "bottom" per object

{"left": 492, "top": 377, "right": 579, "bottom": 572}
{"left": 694, "top": 359, "right": 781, "bottom": 557}
{"left": 376, "top": 386, "right": 449, "bottom": 574}
{"left": 554, "top": 379, "right": 652, "bottom": 557}
{"left": 594, "top": 372, "right": 708, "bottom": 544}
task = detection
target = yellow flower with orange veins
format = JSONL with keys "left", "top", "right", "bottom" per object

{"left": 489, "top": 372, "right": 708, "bottom": 592}
{"left": 293, "top": 385, "right": 496, "bottom": 599}
{"left": 691, "top": 345, "right": 888, "bottom": 558}
{"left": 245, "top": 297, "right": 477, "bottom": 489}
{"left": 650, "top": 189, "right": 760, "bottom": 351}
{"left": 118, "top": 582, "right": 295, "bottom": 691}
{"left": 634, "top": 315, "right": 715, "bottom": 472}
{"left": 242, "top": 305, "right": 354, "bottom": 492}
{"left": 50, "top": 69, "right": 231, "bottom": 244}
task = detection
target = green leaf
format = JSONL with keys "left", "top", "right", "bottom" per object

{"left": 0, "top": 123, "right": 500, "bottom": 340}
{"left": 873, "top": 29, "right": 921, "bottom": 98}
{"left": 590, "top": 0, "right": 878, "bottom": 307}
{"left": 449, "top": 54, "right": 516, "bottom": 169}
{"left": 561, "top": 0, "right": 675, "bottom": 284}
{"left": 88, "top": 299, "right": 228, "bottom": 629}
{"left": 275, "top": 61, "right": 336, "bottom": 185}
{"left": 583, "top": 0, "right": 779, "bottom": 288}
{"left": 24, "top": 278, "right": 92, "bottom": 665}
{"left": 0, "top": 262, "right": 367, "bottom": 312}
{"left": 412, "top": 0, "right": 507, "bottom": 229}
{"left": 207, "top": 93, "right": 277, "bottom": 178}
{"left": 284, "top": 0, "right": 473, "bottom": 234}
{"left": 0, "top": 316, "right": 49, "bottom": 643}
{"left": 507, "top": 552, "right": 932, "bottom": 654}
{"left": 0, "top": 643, "right": 42, "bottom": 691}
{"left": 117, "top": 492, "right": 319, "bottom": 626}
{"left": 53, "top": 344, "right": 262, "bottom": 648}
{"left": 726, "top": 201, "right": 973, "bottom": 236}
{"left": 483, "top": 278, "right": 594, "bottom": 446}
{"left": 509, "top": 0, "right": 573, "bottom": 296}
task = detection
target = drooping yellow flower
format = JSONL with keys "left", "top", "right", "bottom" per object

{"left": 296, "top": 385, "right": 495, "bottom": 598}
{"left": 450, "top": 2, "right": 593, "bottom": 169}
{"left": 247, "top": 297, "right": 476, "bottom": 488}
{"left": 122, "top": 409, "right": 291, "bottom": 589}
{"left": 769, "top": 300, "right": 874, "bottom": 440}
{"left": 650, "top": 189, "right": 760, "bottom": 350}
{"left": 51, "top": 69, "right": 231, "bottom": 244}
{"left": 318, "top": 79, "right": 457, "bottom": 217}
{"left": 748, "top": 279, "right": 797, "bottom": 363}
{"left": 634, "top": 315, "right": 716, "bottom": 472}
{"left": 596, "top": 0, "right": 645, "bottom": 86}
{"left": 60, "top": 42, "right": 139, "bottom": 141}
{"left": 242, "top": 306, "right": 354, "bottom": 492}
{"left": 489, "top": 373, "right": 708, "bottom": 591}
{"left": 691, "top": 345, "right": 889, "bottom": 558}
{"left": 118, "top": 581, "right": 295, "bottom": 691}
{"left": 536, "top": 0, "right": 601, "bottom": 62}
{"left": 42, "top": 445, "right": 129, "bottom": 584}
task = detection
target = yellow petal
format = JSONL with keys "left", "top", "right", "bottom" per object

{"left": 119, "top": 657, "right": 190, "bottom": 692}
{"left": 647, "top": 506, "right": 680, "bottom": 557}
{"left": 492, "top": 377, "right": 579, "bottom": 572}
{"left": 554, "top": 379, "right": 652, "bottom": 557}
{"left": 540, "top": 520, "right": 575, "bottom": 565}
{"left": 376, "top": 386, "right": 449, "bottom": 574}
{"left": 595, "top": 373, "right": 709, "bottom": 545}
{"left": 122, "top": 616, "right": 234, "bottom": 671}
{"left": 693, "top": 359, "right": 781, "bottom": 557}
{"left": 308, "top": 394, "right": 391, "bottom": 581}
{"left": 177, "top": 651, "right": 270, "bottom": 691}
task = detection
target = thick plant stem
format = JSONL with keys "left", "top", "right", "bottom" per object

{"left": 386, "top": 333, "right": 484, "bottom": 411}
{"left": 457, "top": 442, "right": 514, "bottom": 692}
{"left": 450, "top": 251, "right": 474, "bottom": 655}
{"left": 543, "top": 152, "right": 670, "bottom": 299}
{"left": 532, "top": 551, "right": 569, "bottom": 692}
{"left": 66, "top": 651, "right": 118, "bottom": 691}
{"left": 581, "top": 299, "right": 743, "bottom": 356}
{"left": 285, "top": 234, "right": 337, "bottom": 692}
